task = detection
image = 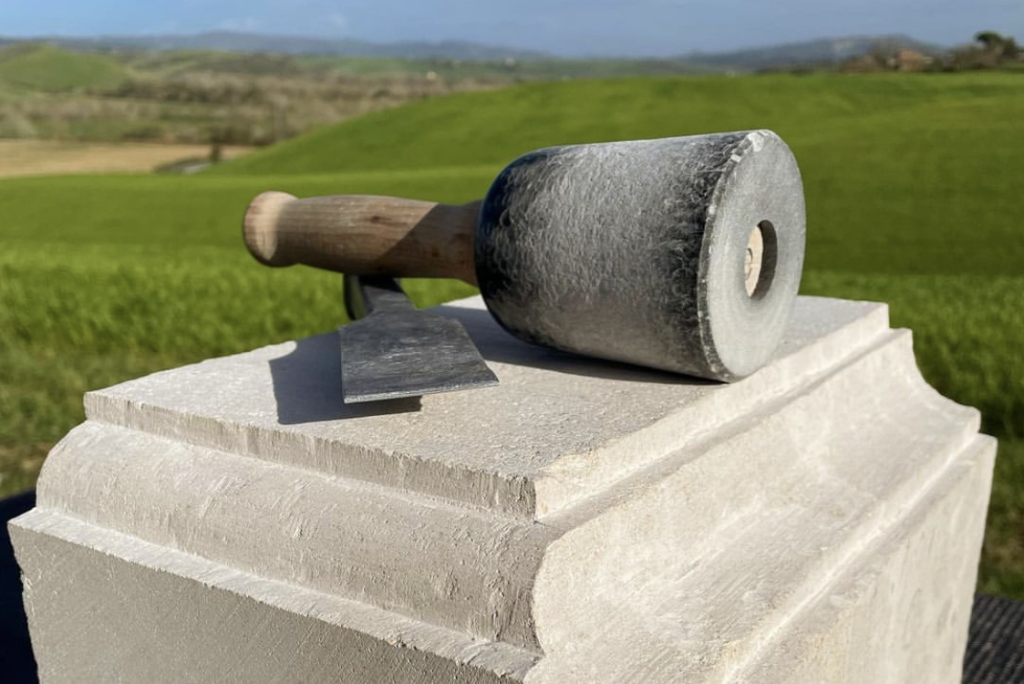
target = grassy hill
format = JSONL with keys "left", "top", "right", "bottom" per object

{"left": 0, "top": 44, "right": 130, "bottom": 92}
{"left": 215, "top": 73, "right": 1014, "bottom": 175}
{"left": 2, "top": 72, "right": 1023, "bottom": 596}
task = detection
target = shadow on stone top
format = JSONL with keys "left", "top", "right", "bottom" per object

{"left": 266, "top": 304, "right": 712, "bottom": 426}
{"left": 268, "top": 333, "right": 423, "bottom": 425}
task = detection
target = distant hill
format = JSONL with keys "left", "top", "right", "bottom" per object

{"left": 10, "top": 31, "right": 551, "bottom": 62}
{"left": 0, "top": 32, "right": 946, "bottom": 70}
{"left": 682, "top": 35, "right": 944, "bottom": 70}
{"left": 0, "top": 44, "right": 129, "bottom": 92}
{"left": 209, "top": 73, "right": 986, "bottom": 177}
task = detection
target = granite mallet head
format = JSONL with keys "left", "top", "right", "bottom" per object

{"left": 244, "top": 129, "right": 806, "bottom": 383}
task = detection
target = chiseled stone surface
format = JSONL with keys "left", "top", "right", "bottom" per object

{"left": 81, "top": 295, "right": 888, "bottom": 519}
{"left": 9, "top": 295, "right": 994, "bottom": 684}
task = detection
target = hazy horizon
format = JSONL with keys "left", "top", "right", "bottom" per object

{"left": 1, "top": 0, "right": 1019, "bottom": 58}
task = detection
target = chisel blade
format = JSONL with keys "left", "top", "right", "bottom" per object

{"left": 339, "top": 275, "right": 498, "bottom": 404}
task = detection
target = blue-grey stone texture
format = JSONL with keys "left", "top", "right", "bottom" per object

{"left": 476, "top": 130, "right": 806, "bottom": 381}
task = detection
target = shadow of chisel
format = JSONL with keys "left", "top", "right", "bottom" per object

{"left": 267, "top": 334, "right": 423, "bottom": 425}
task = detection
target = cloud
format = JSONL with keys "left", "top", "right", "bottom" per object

{"left": 327, "top": 12, "right": 348, "bottom": 30}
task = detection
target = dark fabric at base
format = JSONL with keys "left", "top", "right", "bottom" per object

{"left": 964, "top": 593, "right": 1024, "bottom": 683}
{"left": 0, "top": 490, "right": 38, "bottom": 684}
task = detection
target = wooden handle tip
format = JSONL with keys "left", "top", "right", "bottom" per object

{"left": 243, "top": 191, "right": 297, "bottom": 266}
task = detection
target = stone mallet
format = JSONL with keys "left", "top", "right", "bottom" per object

{"left": 244, "top": 129, "right": 805, "bottom": 385}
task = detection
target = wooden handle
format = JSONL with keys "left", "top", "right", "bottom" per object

{"left": 243, "top": 192, "right": 481, "bottom": 285}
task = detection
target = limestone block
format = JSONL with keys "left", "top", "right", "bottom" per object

{"left": 9, "top": 295, "right": 994, "bottom": 683}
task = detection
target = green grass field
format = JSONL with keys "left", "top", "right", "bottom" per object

{"left": 2, "top": 72, "right": 1022, "bottom": 596}
{"left": 0, "top": 44, "right": 130, "bottom": 92}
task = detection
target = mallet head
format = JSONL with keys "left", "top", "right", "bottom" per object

{"left": 475, "top": 130, "right": 805, "bottom": 381}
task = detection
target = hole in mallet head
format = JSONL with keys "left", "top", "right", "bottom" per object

{"left": 744, "top": 220, "right": 778, "bottom": 300}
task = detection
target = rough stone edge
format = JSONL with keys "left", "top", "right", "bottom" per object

{"left": 82, "top": 389, "right": 539, "bottom": 520}
{"left": 732, "top": 434, "right": 996, "bottom": 683}
{"left": 31, "top": 421, "right": 551, "bottom": 651}
{"left": 8, "top": 507, "right": 540, "bottom": 681}
{"left": 535, "top": 299, "right": 891, "bottom": 517}
{"left": 523, "top": 327, "right": 988, "bottom": 682}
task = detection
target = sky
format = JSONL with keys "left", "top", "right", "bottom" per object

{"left": 0, "top": 0, "right": 1020, "bottom": 57}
